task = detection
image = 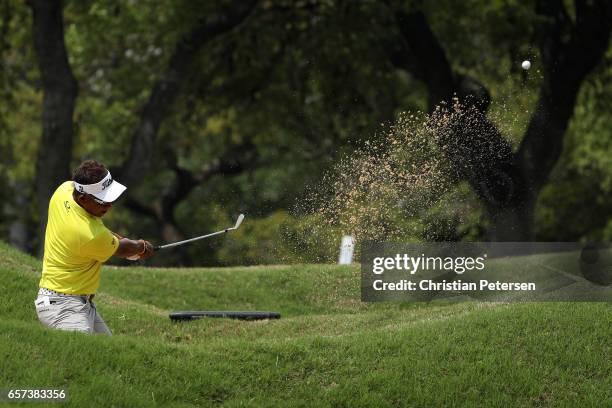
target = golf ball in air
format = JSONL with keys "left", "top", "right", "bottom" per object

{"left": 521, "top": 60, "right": 531, "bottom": 70}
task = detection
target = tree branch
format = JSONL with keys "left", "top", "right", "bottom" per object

{"left": 118, "top": 0, "right": 258, "bottom": 188}
{"left": 125, "top": 140, "right": 258, "bottom": 242}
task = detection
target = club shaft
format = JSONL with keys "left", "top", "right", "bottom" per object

{"left": 153, "top": 214, "right": 244, "bottom": 251}
{"left": 155, "top": 229, "right": 230, "bottom": 250}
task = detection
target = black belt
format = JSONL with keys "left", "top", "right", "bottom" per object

{"left": 39, "top": 287, "right": 95, "bottom": 302}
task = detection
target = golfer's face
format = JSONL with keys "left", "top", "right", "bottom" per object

{"left": 82, "top": 195, "right": 112, "bottom": 217}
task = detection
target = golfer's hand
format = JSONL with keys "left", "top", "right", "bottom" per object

{"left": 139, "top": 240, "right": 155, "bottom": 260}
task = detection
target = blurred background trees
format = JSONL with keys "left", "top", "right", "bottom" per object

{"left": 0, "top": 0, "right": 610, "bottom": 265}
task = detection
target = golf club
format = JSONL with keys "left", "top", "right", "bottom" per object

{"left": 154, "top": 214, "right": 244, "bottom": 250}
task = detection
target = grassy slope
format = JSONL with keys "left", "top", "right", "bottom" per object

{"left": 0, "top": 241, "right": 610, "bottom": 407}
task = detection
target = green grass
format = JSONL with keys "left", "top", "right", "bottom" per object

{"left": 0, "top": 241, "right": 610, "bottom": 407}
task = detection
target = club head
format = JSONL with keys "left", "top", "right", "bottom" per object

{"left": 233, "top": 214, "right": 245, "bottom": 230}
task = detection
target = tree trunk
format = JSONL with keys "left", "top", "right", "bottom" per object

{"left": 485, "top": 199, "right": 534, "bottom": 241}
{"left": 28, "top": 0, "right": 78, "bottom": 255}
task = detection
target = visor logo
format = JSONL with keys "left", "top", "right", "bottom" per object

{"left": 101, "top": 178, "right": 113, "bottom": 190}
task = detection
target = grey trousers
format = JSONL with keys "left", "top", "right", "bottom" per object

{"left": 34, "top": 292, "right": 112, "bottom": 336}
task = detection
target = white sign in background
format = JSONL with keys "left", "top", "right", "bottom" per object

{"left": 338, "top": 235, "right": 355, "bottom": 265}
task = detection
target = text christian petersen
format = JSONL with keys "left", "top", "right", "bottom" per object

{"left": 370, "top": 254, "right": 537, "bottom": 292}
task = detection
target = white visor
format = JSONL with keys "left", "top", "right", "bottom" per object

{"left": 73, "top": 171, "right": 127, "bottom": 203}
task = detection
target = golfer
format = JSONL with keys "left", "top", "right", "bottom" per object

{"left": 34, "top": 160, "right": 154, "bottom": 335}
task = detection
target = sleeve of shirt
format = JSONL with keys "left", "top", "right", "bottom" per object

{"left": 80, "top": 227, "right": 119, "bottom": 262}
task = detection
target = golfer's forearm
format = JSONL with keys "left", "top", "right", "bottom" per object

{"left": 114, "top": 238, "right": 145, "bottom": 258}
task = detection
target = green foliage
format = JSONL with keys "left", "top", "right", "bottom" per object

{"left": 0, "top": 0, "right": 610, "bottom": 262}
{"left": 64, "top": 0, "right": 181, "bottom": 167}
{"left": 1, "top": 1, "right": 39, "bottom": 183}
{"left": 535, "top": 53, "right": 612, "bottom": 241}
{"left": 215, "top": 211, "right": 342, "bottom": 266}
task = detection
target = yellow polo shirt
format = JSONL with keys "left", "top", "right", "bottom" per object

{"left": 39, "top": 181, "right": 119, "bottom": 294}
